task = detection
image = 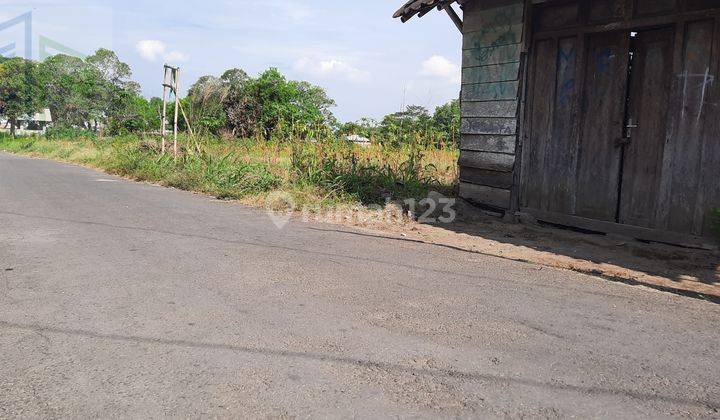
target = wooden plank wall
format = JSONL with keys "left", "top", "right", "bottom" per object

{"left": 458, "top": 0, "right": 526, "bottom": 210}
{"left": 658, "top": 17, "right": 720, "bottom": 237}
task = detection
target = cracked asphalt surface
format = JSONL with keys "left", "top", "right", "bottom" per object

{"left": 1, "top": 152, "right": 719, "bottom": 418}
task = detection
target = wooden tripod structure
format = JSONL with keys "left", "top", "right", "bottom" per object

{"left": 161, "top": 65, "right": 180, "bottom": 157}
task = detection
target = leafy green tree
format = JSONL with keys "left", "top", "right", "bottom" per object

{"left": 293, "top": 80, "right": 337, "bottom": 128}
{"left": 221, "top": 68, "right": 335, "bottom": 139}
{"left": 347, "top": 101, "right": 459, "bottom": 148}
{"left": 220, "top": 68, "right": 249, "bottom": 90}
{"left": 432, "top": 99, "right": 460, "bottom": 146}
{"left": 39, "top": 49, "right": 141, "bottom": 133}
{"left": 86, "top": 49, "right": 133, "bottom": 89}
{"left": 39, "top": 54, "right": 103, "bottom": 129}
{"left": 376, "top": 105, "right": 430, "bottom": 146}
{"left": 248, "top": 68, "right": 300, "bottom": 138}
{"left": 86, "top": 49, "right": 141, "bottom": 133}
{"left": 107, "top": 95, "right": 161, "bottom": 134}
{"left": 337, "top": 118, "right": 379, "bottom": 140}
{"left": 1, "top": 47, "right": 456, "bottom": 146}
{"left": 0, "top": 58, "right": 44, "bottom": 136}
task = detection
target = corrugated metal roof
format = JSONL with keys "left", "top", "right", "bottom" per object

{"left": 393, "top": 0, "right": 470, "bottom": 22}
{"left": 10, "top": 108, "right": 53, "bottom": 123}
{"left": 34, "top": 108, "right": 52, "bottom": 123}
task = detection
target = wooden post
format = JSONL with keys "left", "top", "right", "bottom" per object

{"left": 161, "top": 70, "right": 168, "bottom": 154}
{"left": 173, "top": 68, "right": 180, "bottom": 159}
{"left": 443, "top": 4, "right": 463, "bottom": 34}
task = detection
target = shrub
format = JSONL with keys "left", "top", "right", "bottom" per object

{"left": 107, "top": 142, "right": 281, "bottom": 200}
{"left": 201, "top": 152, "right": 281, "bottom": 198}
{"left": 712, "top": 208, "right": 720, "bottom": 238}
{"left": 289, "top": 139, "right": 442, "bottom": 204}
{"left": 45, "top": 126, "right": 97, "bottom": 140}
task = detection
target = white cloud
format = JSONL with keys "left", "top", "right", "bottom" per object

{"left": 163, "top": 50, "right": 189, "bottom": 63}
{"left": 421, "top": 55, "right": 461, "bottom": 84}
{"left": 135, "top": 40, "right": 188, "bottom": 63}
{"left": 135, "top": 40, "right": 164, "bottom": 61}
{"left": 293, "top": 57, "right": 369, "bottom": 83}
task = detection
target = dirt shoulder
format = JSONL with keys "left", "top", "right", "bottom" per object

{"left": 305, "top": 202, "right": 720, "bottom": 303}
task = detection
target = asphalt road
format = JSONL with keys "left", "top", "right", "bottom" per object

{"left": 1, "top": 152, "right": 719, "bottom": 419}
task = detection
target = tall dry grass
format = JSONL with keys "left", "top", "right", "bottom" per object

{"left": 0, "top": 134, "right": 459, "bottom": 210}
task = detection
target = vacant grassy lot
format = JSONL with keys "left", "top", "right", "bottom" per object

{"left": 0, "top": 134, "right": 458, "bottom": 211}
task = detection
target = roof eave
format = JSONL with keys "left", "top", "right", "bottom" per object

{"left": 393, "top": 0, "right": 468, "bottom": 23}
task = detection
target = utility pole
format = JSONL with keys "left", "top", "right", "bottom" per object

{"left": 161, "top": 64, "right": 180, "bottom": 157}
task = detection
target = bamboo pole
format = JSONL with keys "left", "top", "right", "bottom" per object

{"left": 178, "top": 100, "right": 194, "bottom": 138}
{"left": 177, "top": 100, "right": 200, "bottom": 154}
{"left": 161, "top": 71, "right": 168, "bottom": 154}
{"left": 173, "top": 68, "right": 180, "bottom": 159}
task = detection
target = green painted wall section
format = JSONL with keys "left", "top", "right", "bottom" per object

{"left": 459, "top": 0, "right": 525, "bottom": 210}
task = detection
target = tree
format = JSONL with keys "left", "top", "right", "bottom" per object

{"left": 86, "top": 48, "right": 133, "bottom": 89}
{"left": 0, "top": 58, "right": 44, "bottom": 136}
{"left": 186, "top": 75, "right": 228, "bottom": 135}
{"left": 338, "top": 117, "right": 378, "bottom": 139}
{"left": 432, "top": 99, "right": 460, "bottom": 146}
{"left": 220, "top": 68, "right": 249, "bottom": 89}
{"left": 107, "top": 95, "right": 161, "bottom": 134}
{"left": 39, "top": 49, "right": 141, "bottom": 133}
{"left": 86, "top": 49, "right": 140, "bottom": 133}
{"left": 292, "top": 80, "right": 336, "bottom": 127}
{"left": 39, "top": 54, "right": 104, "bottom": 129}
{"left": 375, "top": 105, "right": 432, "bottom": 146}
{"left": 350, "top": 102, "right": 459, "bottom": 148}
{"left": 249, "top": 68, "right": 299, "bottom": 138}
{"left": 221, "top": 68, "right": 335, "bottom": 140}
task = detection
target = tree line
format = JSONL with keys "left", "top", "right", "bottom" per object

{"left": 0, "top": 49, "right": 459, "bottom": 147}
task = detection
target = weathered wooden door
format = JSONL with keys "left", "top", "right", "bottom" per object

{"left": 576, "top": 28, "right": 676, "bottom": 226}
{"left": 521, "top": 0, "right": 720, "bottom": 244}
{"left": 523, "top": 28, "right": 677, "bottom": 225}
{"left": 618, "top": 28, "right": 675, "bottom": 228}
{"left": 574, "top": 31, "right": 629, "bottom": 222}
{"left": 522, "top": 30, "right": 635, "bottom": 223}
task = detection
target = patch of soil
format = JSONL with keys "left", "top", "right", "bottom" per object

{"left": 301, "top": 201, "right": 720, "bottom": 303}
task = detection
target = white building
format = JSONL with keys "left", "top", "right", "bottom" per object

{"left": 345, "top": 134, "right": 371, "bottom": 148}
{"left": 0, "top": 108, "right": 53, "bottom": 135}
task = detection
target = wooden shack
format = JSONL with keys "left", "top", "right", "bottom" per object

{"left": 395, "top": 0, "right": 719, "bottom": 247}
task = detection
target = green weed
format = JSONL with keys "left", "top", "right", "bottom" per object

{"left": 0, "top": 134, "right": 458, "bottom": 210}
{"left": 45, "top": 126, "right": 97, "bottom": 141}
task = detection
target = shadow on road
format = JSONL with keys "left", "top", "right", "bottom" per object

{"left": 307, "top": 226, "right": 720, "bottom": 304}
{"left": 1, "top": 319, "right": 717, "bottom": 412}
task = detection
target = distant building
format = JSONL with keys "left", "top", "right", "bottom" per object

{"left": 0, "top": 108, "right": 53, "bottom": 135}
{"left": 346, "top": 134, "right": 371, "bottom": 148}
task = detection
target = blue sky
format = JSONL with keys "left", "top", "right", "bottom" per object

{"left": 1, "top": 0, "right": 462, "bottom": 122}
